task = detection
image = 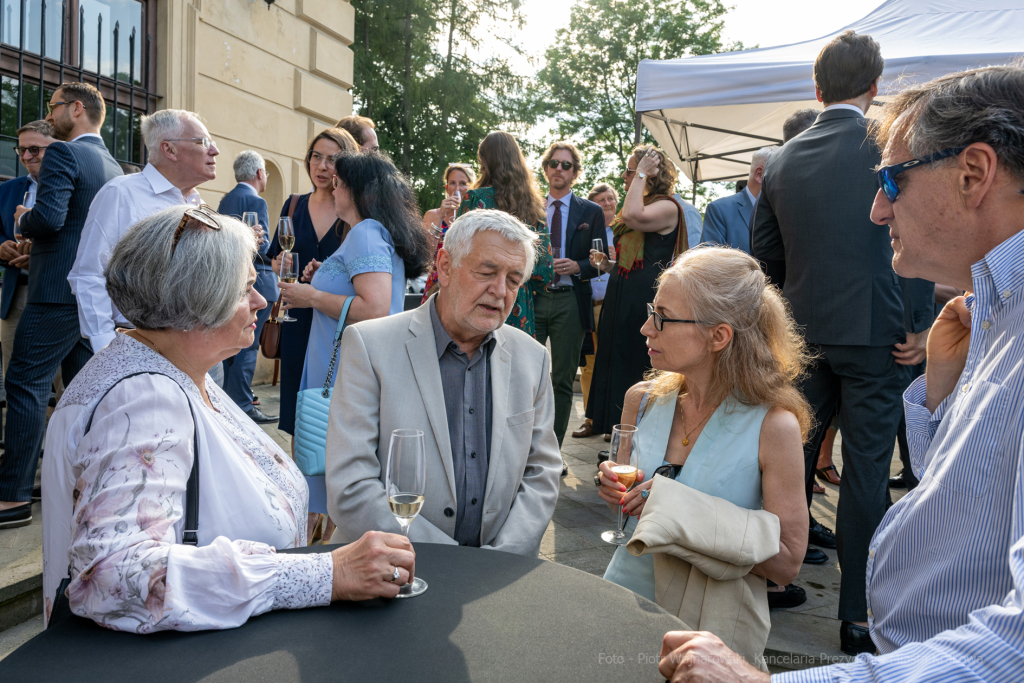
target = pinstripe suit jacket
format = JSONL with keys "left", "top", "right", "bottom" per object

{"left": 19, "top": 135, "right": 122, "bottom": 305}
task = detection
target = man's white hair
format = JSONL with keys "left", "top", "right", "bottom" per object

{"left": 141, "top": 109, "right": 203, "bottom": 158}
{"left": 233, "top": 150, "right": 266, "bottom": 182}
{"left": 750, "top": 146, "right": 777, "bottom": 171}
{"left": 443, "top": 209, "right": 539, "bottom": 277}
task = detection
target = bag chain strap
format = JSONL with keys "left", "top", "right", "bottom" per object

{"left": 321, "top": 295, "right": 355, "bottom": 398}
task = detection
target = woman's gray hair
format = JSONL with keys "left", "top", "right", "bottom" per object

{"left": 105, "top": 205, "right": 257, "bottom": 332}
{"left": 141, "top": 109, "right": 202, "bottom": 158}
{"left": 233, "top": 150, "right": 265, "bottom": 182}
{"left": 587, "top": 182, "right": 619, "bottom": 204}
{"left": 872, "top": 65, "right": 1024, "bottom": 185}
{"left": 443, "top": 209, "right": 539, "bottom": 277}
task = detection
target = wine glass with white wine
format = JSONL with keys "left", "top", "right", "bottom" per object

{"left": 601, "top": 424, "right": 641, "bottom": 545}
{"left": 386, "top": 429, "right": 428, "bottom": 598}
{"left": 277, "top": 216, "right": 295, "bottom": 253}
{"left": 278, "top": 254, "right": 298, "bottom": 322}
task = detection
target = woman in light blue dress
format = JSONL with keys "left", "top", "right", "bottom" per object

{"left": 278, "top": 151, "right": 431, "bottom": 541}
{"left": 595, "top": 246, "right": 811, "bottom": 604}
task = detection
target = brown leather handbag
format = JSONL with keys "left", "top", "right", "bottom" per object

{"left": 259, "top": 193, "right": 300, "bottom": 360}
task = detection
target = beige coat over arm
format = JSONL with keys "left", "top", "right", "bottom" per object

{"left": 325, "top": 299, "right": 562, "bottom": 556}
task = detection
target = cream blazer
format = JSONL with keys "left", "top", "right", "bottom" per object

{"left": 626, "top": 475, "right": 781, "bottom": 670}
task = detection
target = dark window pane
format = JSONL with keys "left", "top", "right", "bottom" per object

{"left": 131, "top": 110, "right": 141, "bottom": 163}
{"left": 80, "top": 0, "right": 142, "bottom": 83}
{"left": 0, "top": 138, "right": 17, "bottom": 178}
{"left": 2, "top": 0, "right": 21, "bottom": 48}
{"left": 23, "top": 0, "right": 63, "bottom": 58}
{"left": 115, "top": 106, "right": 128, "bottom": 160}
{"left": 1, "top": 77, "right": 18, "bottom": 138}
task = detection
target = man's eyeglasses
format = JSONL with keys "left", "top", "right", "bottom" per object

{"left": 546, "top": 160, "right": 574, "bottom": 171}
{"left": 171, "top": 205, "right": 221, "bottom": 254}
{"left": 15, "top": 145, "right": 48, "bottom": 158}
{"left": 876, "top": 146, "right": 966, "bottom": 202}
{"left": 45, "top": 101, "right": 67, "bottom": 114}
{"left": 654, "top": 464, "right": 683, "bottom": 480}
{"left": 166, "top": 137, "right": 214, "bottom": 150}
{"left": 646, "top": 303, "right": 709, "bottom": 331}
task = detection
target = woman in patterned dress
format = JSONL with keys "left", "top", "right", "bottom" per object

{"left": 41, "top": 206, "right": 416, "bottom": 633}
{"left": 422, "top": 131, "right": 552, "bottom": 337}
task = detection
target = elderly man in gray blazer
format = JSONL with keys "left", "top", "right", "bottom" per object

{"left": 326, "top": 209, "right": 562, "bottom": 557}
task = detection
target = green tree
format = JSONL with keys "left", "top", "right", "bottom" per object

{"left": 537, "top": 0, "right": 737, "bottom": 199}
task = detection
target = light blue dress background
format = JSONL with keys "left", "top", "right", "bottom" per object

{"left": 602, "top": 391, "right": 769, "bottom": 601}
{"left": 300, "top": 218, "right": 405, "bottom": 513}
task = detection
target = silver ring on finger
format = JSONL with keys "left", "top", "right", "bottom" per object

{"left": 594, "top": 473, "right": 602, "bottom": 487}
{"left": 389, "top": 566, "right": 400, "bottom": 583}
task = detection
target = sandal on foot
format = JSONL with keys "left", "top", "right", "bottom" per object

{"left": 816, "top": 465, "right": 841, "bottom": 486}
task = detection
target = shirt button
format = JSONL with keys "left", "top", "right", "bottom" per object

{"left": 1003, "top": 290, "right": 1013, "bottom": 299}
{"left": 867, "top": 608, "right": 873, "bottom": 619}
{"left": 471, "top": 451, "right": 476, "bottom": 459}
{"left": 471, "top": 498, "right": 478, "bottom": 505}
{"left": 962, "top": 383, "right": 971, "bottom": 394}
{"left": 469, "top": 408, "right": 474, "bottom": 414}
{"left": 869, "top": 548, "right": 875, "bottom": 559}
{"left": 981, "top": 320, "right": 991, "bottom": 330}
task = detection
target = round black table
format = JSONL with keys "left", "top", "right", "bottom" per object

{"left": 1, "top": 543, "right": 684, "bottom": 682}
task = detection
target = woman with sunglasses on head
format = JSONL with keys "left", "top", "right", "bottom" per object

{"left": 267, "top": 129, "right": 357, "bottom": 502}
{"left": 420, "top": 131, "right": 553, "bottom": 336}
{"left": 585, "top": 145, "right": 687, "bottom": 442}
{"left": 40, "top": 205, "right": 417, "bottom": 633}
{"left": 277, "top": 151, "right": 431, "bottom": 542}
{"left": 595, "top": 246, "right": 810, "bottom": 614}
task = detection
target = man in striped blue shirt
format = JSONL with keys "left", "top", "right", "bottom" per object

{"left": 658, "top": 65, "right": 1024, "bottom": 683}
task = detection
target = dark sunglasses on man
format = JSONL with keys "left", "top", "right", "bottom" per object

{"left": 546, "top": 160, "right": 574, "bottom": 171}
{"left": 14, "top": 145, "right": 48, "bottom": 158}
{"left": 876, "top": 146, "right": 966, "bottom": 202}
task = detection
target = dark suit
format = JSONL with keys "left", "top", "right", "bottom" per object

{"left": 534, "top": 191, "right": 606, "bottom": 445}
{"left": 0, "top": 176, "right": 32, "bottom": 321}
{"left": 701, "top": 189, "right": 754, "bottom": 253}
{"left": 751, "top": 108, "right": 933, "bottom": 622}
{"left": 217, "top": 182, "right": 278, "bottom": 412}
{"left": 0, "top": 135, "right": 121, "bottom": 501}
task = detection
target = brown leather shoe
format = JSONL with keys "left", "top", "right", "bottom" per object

{"left": 572, "top": 420, "right": 595, "bottom": 438}
{"left": 603, "top": 433, "right": 611, "bottom": 442}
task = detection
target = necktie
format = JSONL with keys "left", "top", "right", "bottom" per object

{"left": 551, "top": 199, "right": 563, "bottom": 286}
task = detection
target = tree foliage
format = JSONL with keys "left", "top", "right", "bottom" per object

{"left": 350, "top": 0, "right": 540, "bottom": 212}
{"left": 537, "top": 0, "right": 737, "bottom": 199}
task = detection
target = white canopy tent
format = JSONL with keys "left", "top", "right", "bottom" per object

{"left": 636, "top": 0, "right": 1024, "bottom": 185}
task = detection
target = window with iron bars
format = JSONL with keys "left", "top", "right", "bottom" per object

{"left": 0, "top": 0, "right": 157, "bottom": 179}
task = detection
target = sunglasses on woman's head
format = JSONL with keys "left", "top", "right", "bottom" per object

{"left": 171, "top": 205, "right": 221, "bottom": 254}
{"left": 876, "top": 146, "right": 966, "bottom": 202}
{"left": 546, "top": 160, "right": 574, "bottom": 171}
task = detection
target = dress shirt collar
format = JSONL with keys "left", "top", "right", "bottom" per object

{"left": 70, "top": 132, "right": 104, "bottom": 142}
{"left": 822, "top": 103, "right": 865, "bottom": 117}
{"left": 742, "top": 186, "right": 756, "bottom": 207}
{"left": 547, "top": 190, "right": 573, "bottom": 209}
{"left": 236, "top": 182, "right": 259, "bottom": 197}
{"left": 972, "top": 227, "right": 1024, "bottom": 308}
{"left": 27, "top": 174, "right": 38, "bottom": 189}
{"left": 429, "top": 297, "right": 495, "bottom": 360}
{"left": 142, "top": 163, "right": 203, "bottom": 205}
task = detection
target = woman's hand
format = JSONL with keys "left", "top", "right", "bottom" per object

{"left": 438, "top": 195, "right": 461, "bottom": 224}
{"left": 590, "top": 249, "right": 615, "bottom": 274}
{"left": 597, "top": 460, "right": 645, "bottom": 509}
{"left": 302, "top": 259, "right": 322, "bottom": 283}
{"left": 271, "top": 253, "right": 286, "bottom": 277}
{"left": 621, "top": 477, "right": 653, "bottom": 518}
{"left": 278, "top": 281, "right": 319, "bottom": 310}
{"left": 636, "top": 149, "right": 660, "bottom": 179}
{"left": 330, "top": 530, "right": 416, "bottom": 601}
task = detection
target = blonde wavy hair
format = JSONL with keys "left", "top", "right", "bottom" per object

{"left": 645, "top": 246, "right": 814, "bottom": 441}
{"left": 630, "top": 144, "right": 678, "bottom": 197}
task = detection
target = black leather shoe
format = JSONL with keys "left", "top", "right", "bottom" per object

{"left": 245, "top": 407, "right": 279, "bottom": 424}
{"left": 804, "top": 547, "right": 828, "bottom": 564}
{"left": 561, "top": 460, "right": 569, "bottom": 476}
{"left": 597, "top": 450, "right": 610, "bottom": 463}
{"left": 889, "top": 469, "right": 919, "bottom": 490}
{"left": 840, "top": 621, "right": 876, "bottom": 655}
{"left": 809, "top": 520, "right": 837, "bottom": 549}
{"left": 766, "top": 581, "right": 807, "bottom": 610}
{"left": 0, "top": 502, "right": 32, "bottom": 529}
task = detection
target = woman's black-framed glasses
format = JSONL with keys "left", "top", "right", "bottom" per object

{"left": 646, "top": 303, "right": 709, "bottom": 331}
{"left": 171, "top": 205, "right": 221, "bottom": 254}
{"left": 546, "top": 160, "right": 574, "bottom": 171}
{"left": 654, "top": 464, "right": 683, "bottom": 480}
{"left": 876, "top": 146, "right": 966, "bottom": 202}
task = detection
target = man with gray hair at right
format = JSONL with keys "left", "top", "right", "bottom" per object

{"left": 326, "top": 208, "right": 562, "bottom": 557}
{"left": 659, "top": 63, "right": 1024, "bottom": 683}
{"left": 700, "top": 146, "right": 776, "bottom": 253}
{"left": 69, "top": 108, "right": 218, "bottom": 354}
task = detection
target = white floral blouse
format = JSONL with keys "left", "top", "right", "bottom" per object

{"left": 41, "top": 334, "right": 333, "bottom": 632}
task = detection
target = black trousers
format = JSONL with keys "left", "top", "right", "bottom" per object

{"left": 0, "top": 302, "right": 92, "bottom": 501}
{"left": 800, "top": 344, "right": 911, "bottom": 622}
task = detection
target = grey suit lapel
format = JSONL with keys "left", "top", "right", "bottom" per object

{"left": 481, "top": 327, "right": 512, "bottom": 538}
{"left": 406, "top": 302, "right": 457, "bottom": 500}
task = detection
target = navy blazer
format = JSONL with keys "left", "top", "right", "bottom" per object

{"left": 751, "top": 109, "right": 933, "bottom": 346}
{"left": 217, "top": 183, "right": 277, "bottom": 301}
{"left": 19, "top": 136, "right": 122, "bottom": 306}
{"left": 701, "top": 190, "right": 753, "bottom": 253}
{"left": 559, "top": 192, "right": 606, "bottom": 330}
{"left": 0, "top": 175, "right": 32, "bottom": 319}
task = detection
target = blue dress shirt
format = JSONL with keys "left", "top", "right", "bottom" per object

{"left": 776, "top": 229, "right": 1024, "bottom": 681}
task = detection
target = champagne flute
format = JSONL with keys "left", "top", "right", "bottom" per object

{"left": 386, "top": 429, "right": 428, "bottom": 598}
{"left": 14, "top": 192, "right": 29, "bottom": 242}
{"left": 277, "top": 216, "right": 295, "bottom": 253}
{"left": 601, "top": 424, "right": 641, "bottom": 545}
{"left": 278, "top": 254, "right": 298, "bottom": 322}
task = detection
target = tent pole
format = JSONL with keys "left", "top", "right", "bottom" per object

{"left": 634, "top": 111, "right": 642, "bottom": 145}
{"left": 692, "top": 160, "right": 698, "bottom": 204}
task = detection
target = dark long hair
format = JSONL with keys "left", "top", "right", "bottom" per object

{"left": 475, "top": 131, "right": 546, "bottom": 226}
{"left": 333, "top": 151, "right": 431, "bottom": 279}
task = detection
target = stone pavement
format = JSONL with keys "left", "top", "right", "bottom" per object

{"left": 0, "top": 382, "right": 908, "bottom": 670}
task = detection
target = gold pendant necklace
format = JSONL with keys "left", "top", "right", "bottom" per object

{"left": 680, "top": 400, "right": 719, "bottom": 446}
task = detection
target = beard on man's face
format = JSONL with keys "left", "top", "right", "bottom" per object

{"left": 51, "top": 112, "right": 74, "bottom": 141}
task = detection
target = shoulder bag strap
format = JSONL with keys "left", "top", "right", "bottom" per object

{"left": 84, "top": 371, "right": 201, "bottom": 546}
{"left": 287, "top": 193, "right": 300, "bottom": 220}
{"left": 321, "top": 296, "right": 356, "bottom": 398}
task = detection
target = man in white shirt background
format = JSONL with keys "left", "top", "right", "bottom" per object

{"left": 69, "top": 108, "right": 217, "bottom": 355}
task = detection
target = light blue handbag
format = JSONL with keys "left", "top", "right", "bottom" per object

{"left": 294, "top": 296, "right": 355, "bottom": 476}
